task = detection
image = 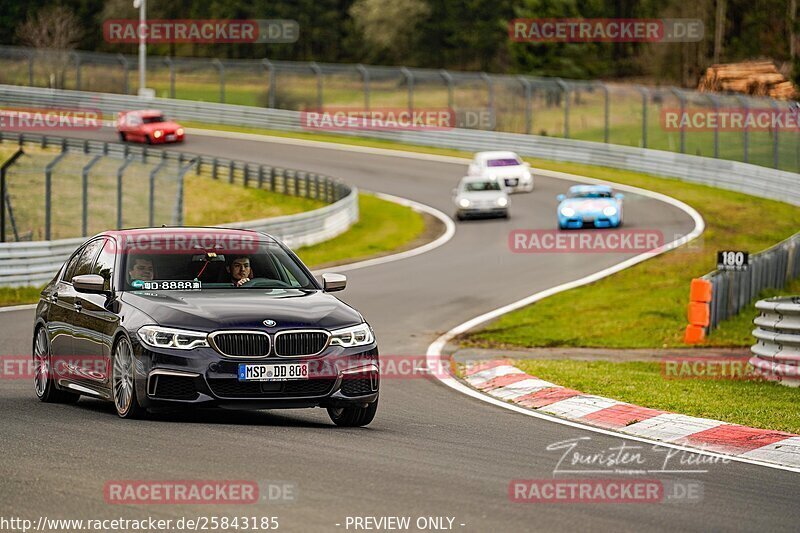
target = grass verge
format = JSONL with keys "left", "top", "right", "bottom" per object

{"left": 188, "top": 122, "right": 800, "bottom": 347}
{"left": 511, "top": 359, "right": 800, "bottom": 434}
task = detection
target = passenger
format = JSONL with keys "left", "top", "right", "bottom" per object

{"left": 227, "top": 255, "right": 253, "bottom": 287}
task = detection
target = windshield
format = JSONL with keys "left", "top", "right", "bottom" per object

{"left": 465, "top": 181, "right": 501, "bottom": 192}
{"left": 121, "top": 238, "right": 316, "bottom": 290}
{"left": 486, "top": 158, "right": 521, "bottom": 167}
{"left": 570, "top": 190, "right": 613, "bottom": 199}
{"left": 141, "top": 115, "right": 166, "bottom": 124}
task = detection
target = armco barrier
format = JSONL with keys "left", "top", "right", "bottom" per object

{"left": 1, "top": 85, "right": 798, "bottom": 206}
{"left": 702, "top": 232, "right": 800, "bottom": 333}
{"left": 750, "top": 297, "right": 800, "bottom": 386}
{"left": 0, "top": 132, "right": 357, "bottom": 287}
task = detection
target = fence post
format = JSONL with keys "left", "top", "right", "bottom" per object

{"left": 116, "top": 159, "right": 134, "bottom": 230}
{"left": 636, "top": 85, "right": 648, "bottom": 148}
{"left": 706, "top": 93, "right": 720, "bottom": 158}
{"left": 440, "top": 70, "right": 454, "bottom": 109}
{"left": 44, "top": 152, "right": 68, "bottom": 241}
{"left": 555, "top": 79, "right": 569, "bottom": 138}
{"left": 27, "top": 50, "right": 34, "bottom": 86}
{"left": 262, "top": 59, "right": 275, "bottom": 108}
{"left": 356, "top": 64, "right": 370, "bottom": 110}
{"left": 517, "top": 76, "right": 532, "bottom": 135}
{"left": 480, "top": 72, "right": 494, "bottom": 130}
{"left": 401, "top": 67, "right": 414, "bottom": 113}
{"left": 309, "top": 62, "right": 323, "bottom": 109}
{"left": 593, "top": 82, "right": 609, "bottom": 143}
{"left": 0, "top": 148, "right": 24, "bottom": 243}
{"left": 736, "top": 95, "right": 750, "bottom": 163}
{"left": 71, "top": 52, "right": 81, "bottom": 91}
{"left": 81, "top": 155, "right": 102, "bottom": 237}
{"left": 212, "top": 59, "right": 225, "bottom": 103}
{"left": 769, "top": 99, "right": 780, "bottom": 169}
{"left": 117, "top": 54, "right": 129, "bottom": 94}
{"left": 670, "top": 88, "right": 686, "bottom": 153}
{"left": 148, "top": 156, "right": 168, "bottom": 227}
{"left": 163, "top": 57, "right": 176, "bottom": 98}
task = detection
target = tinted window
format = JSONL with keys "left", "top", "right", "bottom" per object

{"left": 92, "top": 239, "right": 115, "bottom": 291}
{"left": 142, "top": 115, "right": 165, "bottom": 124}
{"left": 487, "top": 158, "right": 521, "bottom": 167}
{"left": 63, "top": 251, "right": 82, "bottom": 282}
{"left": 465, "top": 181, "right": 501, "bottom": 192}
{"left": 73, "top": 240, "right": 105, "bottom": 279}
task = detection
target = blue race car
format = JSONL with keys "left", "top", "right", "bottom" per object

{"left": 556, "top": 185, "right": 624, "bottom": 229}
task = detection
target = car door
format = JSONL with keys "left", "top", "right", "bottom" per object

{"left": 66, "top": 238, "right": 109, "bottom": 390}
{"left": 47, "top": 247, "right": 83, "bottom": 362}
{"left": 73, "top": 238, "right": 120, "bottom": 391}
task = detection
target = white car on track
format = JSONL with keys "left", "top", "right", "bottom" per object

{"left": 468, "top": 151, "right": 534, "bottom": 193}
{"left": 453, "top": 176, "right": 510, "bottom": 220}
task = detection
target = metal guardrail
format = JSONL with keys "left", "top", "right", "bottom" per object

{"left": 750, "top": 297, "right": 800, "bottom": 386}
{"left": 0, "top": 132, "right": 357, "bottom": 287}
{"left": 704, "top": 233, "right": 800, "bottom": 331}
{"left": 1, "top": 84, "right": 797, "bottom": 207}
{"left": 1, "top": 45, "right": 797, "bottom": 172}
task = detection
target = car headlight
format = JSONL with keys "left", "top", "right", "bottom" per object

{"left": 153, "top": 130, "right": 163, "bottom": 139}
{"left": 496, "top": 197, "right": 508, "bottom": 207}
{"left": 137, "top": 325, "right": 208, "bottom": 350}
{"left": 603, "top": 206, "right": 618, "bottom": 217}
{"left": 329, "top": 323, "right": 375, "bottom": 348}
{"left": 458, "top": 198, "right": 471, "bottom": 208}
{"left": 560, "top": 207, "right": 575, "bottom": 217}
{"left": 176, "top": 128, "right": 184, "bottom": 136}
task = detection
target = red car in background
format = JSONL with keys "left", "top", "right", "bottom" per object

{"left": 116, "top": 110, "right": 185, "bottom": 144}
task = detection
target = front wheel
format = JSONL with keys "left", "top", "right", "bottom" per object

{"left": 327, "top": 399, "right": 378, "bottom": 427}
{"left": 118, "top": 132, "right": 126, "bottom": 142}
{"left": 33, "top": 327, "right": 79, "bottom": 404}
{"left": 112, "top": 336, "right": 146, "bottom": 419}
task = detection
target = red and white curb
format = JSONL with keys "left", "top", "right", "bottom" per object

{"left": 463, "top": 360, "right": 800, "bottom": 468}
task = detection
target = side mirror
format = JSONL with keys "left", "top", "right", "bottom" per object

{"left": 468, "top": 164, "right": 478, "bottom": 175}
{"left": 615, "top": 193, "right": 625, "bottom": 200}
{"left": 524, "top": 162, "right": 531, "bottom": 168}
{"left": 72, "top": 274, "right": 106, "bottom": 293}
{"left": 556, "top": 194, "right": 566, "bottom": 202}
{"left": 322, "top": 273, "right": 347, "bottom": 292}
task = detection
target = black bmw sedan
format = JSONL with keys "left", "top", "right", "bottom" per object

{"left": 32, "top": 227, "right": 379, "bottom": 426}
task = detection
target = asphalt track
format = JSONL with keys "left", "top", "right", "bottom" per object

{"left": 0, "top": 129, "right": 796, "bottom": 532}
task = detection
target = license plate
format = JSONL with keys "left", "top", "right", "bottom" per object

{"left": 506, "top": 179, "right": 518, "bottom": 186}
{"left": 166, "top": 134, "right": 176, "bottom": 141}
{"left": 238, "top": 363, "right": 308, "bottom": 382}
{"left": 583, "top": 216, "right": 594, "bottom": 223}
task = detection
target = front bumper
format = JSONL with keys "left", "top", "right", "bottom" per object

{"left": 558, "top": 214, "right": 620, "bottom": 229}
{"left": 457, "top": 207, "right": 508, "bottom": 219}
{"left": 133, "top": 341, "right": 380, "bottom": 410}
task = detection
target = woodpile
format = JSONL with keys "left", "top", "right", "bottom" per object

{"left": 697, "top": 61, "right": 798, "bottom": 100}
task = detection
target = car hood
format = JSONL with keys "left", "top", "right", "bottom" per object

{"left": 559, "top": 197, "right": 618, "bottom": 215}
{"left": 458, "top": 190, "right": 507, "bottom": 201}
{"left": 121, "top": 289, "right": 363, "bottom": 331}
{"left": 141, "top": 121, "right": 182, "bottom": 133}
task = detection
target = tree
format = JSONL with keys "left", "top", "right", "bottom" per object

{"left": 16, "top": 6, "right": 84, "bottom": 88}
{"left": 349, "top": 0, "right": 430, "bottom": 63}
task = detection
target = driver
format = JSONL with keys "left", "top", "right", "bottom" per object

{"left": 227, "top": 255, "right": 253, "bottom": 287}
{"left": 128, "top": 257, "right": 154, "bottom": 283}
